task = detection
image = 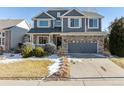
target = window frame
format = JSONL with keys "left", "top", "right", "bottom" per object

{"left": 0, "top": 32, "right": 5, "bottom": 46}
{"left": 37, "top": 19, "right": 51, "bottom": 28}
{"left": 38, "top": 36, "right": 49, "bottom": 44}
{"left": 88, "top": 18, "right": 99, "bottom": 29}
{"left": 68, "top": 18, "right": 81, "bottom": 28}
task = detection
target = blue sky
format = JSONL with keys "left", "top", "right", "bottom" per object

{"left": 0, "top": 7, "right": 124, "bottom": 31}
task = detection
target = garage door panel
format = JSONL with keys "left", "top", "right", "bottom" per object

{"left": 68, "top": 43, "right": 97, "bottom": 53}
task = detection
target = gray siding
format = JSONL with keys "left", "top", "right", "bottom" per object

{"left": 34, "top": 20, "right": 54, "bottom": 28}
{"left": 47, "top": 10, "right": 68, "bottom": 20}
{"left": 63, "top": 18, "right": 85, "bottom": 32}
{"left": 64, "top": 9, "right": 84, "bottom": 16}
{"left": 10, "top": 26, "right": 29, "bottom": 49}
{"left": 35, "top": 13, "right": 52, "bottom": 19}
{"left": 34, "top": 20, "right": 37, "bottom": 28}
{"left": 86, "top": 18, "right": 101, "bottom": 32}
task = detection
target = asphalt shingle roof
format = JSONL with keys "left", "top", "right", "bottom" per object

{"left": 28, "top": 27, "right": 61, "bottom": 33}
{"left": 82, "top": 11, "right": 104, "bottom": 18}
{"left": 0, "top": 19, "right": 23, "bottom": 30}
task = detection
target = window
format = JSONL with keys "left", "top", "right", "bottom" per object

{"left": 57, "top": 12, "right": 61, "bottom": 17}
{"left": 69, "top": 18, "right": 81, "bottom": 28}
{"left": 38, "top": 20, "right": 50, "bottom": 27}
{"left": 2, "top": 38, "right": 5, "bottom": 45}
{"left": 39, "top": 37, "right": 48, "bottom": 44}
{"left": 88, "top": 19, "right": 98, "bottom": 28}
{"left": 0, "top": 38, "right": 5, "bottom": 45}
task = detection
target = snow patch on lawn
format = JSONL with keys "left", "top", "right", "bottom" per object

{"left": 0, "top": 53, "right": 23, "bottom": 64}
{"left": 48, "top": 55, "right": 62, "bottom": 75}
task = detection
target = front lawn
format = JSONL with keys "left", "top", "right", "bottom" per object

{"left": 0, "top": 60, "right": 53, "bottom": 79}
{"left": 110, "top": 58, "right": 124, "bottom": 69}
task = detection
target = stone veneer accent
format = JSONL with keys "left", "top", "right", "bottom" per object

{"left": 62, "top": 35, "right": 105, "bottom": 53}
{"left": 31, "top": 34, "right": 105, "bottom": 53}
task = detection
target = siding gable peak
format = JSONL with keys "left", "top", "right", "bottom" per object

{"left": 32, "top": 12, "right": 56, "bottom": 20}
{"left": 61, "top": 9, "right": 84, "bottom": 17}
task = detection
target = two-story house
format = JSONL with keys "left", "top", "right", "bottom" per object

{"left": 28, "top": 9, "right": 107, "bottom": 53}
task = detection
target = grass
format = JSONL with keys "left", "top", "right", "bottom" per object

{"left": 110, "top": 58, "right": 124, "bottom": 69}
{"left": 0, "top": 60, "right": 53, "bottom": 79}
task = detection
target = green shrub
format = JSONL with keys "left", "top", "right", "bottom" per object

{"left": 21, "top": 45, "right": 33, "bottom": 58}
{"left": 44, "top": 43, "right": 57, "bottom": 55}
{"left": 34, "top": 47, "right": 44, "bottom": 57}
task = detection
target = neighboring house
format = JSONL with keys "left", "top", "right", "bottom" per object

{"left": 0, "top": 19, "right": 30, "bottom": 51}
{"left": 28, "top": 9, "right": 107, "bottom": 53}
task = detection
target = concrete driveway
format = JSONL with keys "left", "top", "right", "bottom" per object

{"left": 69, "top": 54, "right": 124, "bottom": 78}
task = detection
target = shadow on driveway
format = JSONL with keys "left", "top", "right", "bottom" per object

{"left": 68, "top": 53, "right": 106, "bottom": 58}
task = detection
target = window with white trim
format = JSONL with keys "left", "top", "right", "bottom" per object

{"left": 88, "top": 19, "right": 99, "bottom": 28}
{"left": 39, "top": 36, "right": 48, "bottom": 44}
{"left": 0, "top": 38, "right": 5, "bottom": 45}
{"left": 0, "top": 32, "right": 5, "bottom": 46}
{"left": 69, "top": 18, "right": 81, "bottom": 28}
{"left": 38, "top": 20, "right": 50, "bottom": 27}
{"left": 39, "top": 20, "right": 48, "bottom": 27}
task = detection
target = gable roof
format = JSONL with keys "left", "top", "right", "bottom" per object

{"left": 32, "top": 12, "right": 56, "bottom": 20}
{"left": 0, "top": 19, "right": 23, "bottom": 30}
{"left": 61, "top": 9, "right": 84, "bottom": 17}
{"left": 47, "top": 9, "right": 68, "bottom": 20}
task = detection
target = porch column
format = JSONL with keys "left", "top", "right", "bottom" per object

{"left": 48, "top": 34, "right": 50, "bottom": 43}
{"left": 49, "top": 34, "right": 53, "bottom": 43}
{"left": 36, "top": 36, "right": 39, "bottom": 44}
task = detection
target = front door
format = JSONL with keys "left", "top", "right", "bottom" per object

{"left": 56, "top": 36, "right": 62, "bottom": 49}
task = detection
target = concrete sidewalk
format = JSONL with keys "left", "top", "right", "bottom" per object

{"left": 0, "top": 78, "right": 124, "bottom": 86}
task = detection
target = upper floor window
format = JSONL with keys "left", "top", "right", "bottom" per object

{"left": 57, "top": 12, "right": 61, "bottom": 17}
{"left": 68, "top": 18, "right": 81, "bottom": 28}
{"left": 38, "top": 20, "right": 50, "bottom": 28}
{"left": 0, "top": 32, "right": 5, "bottom": 37}
{"left": 88, "top": 18, "right": 99, "bottom": 28}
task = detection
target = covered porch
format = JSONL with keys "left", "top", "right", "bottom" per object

{"left": 29, "top": 33, "right": 62, "bottom": 49}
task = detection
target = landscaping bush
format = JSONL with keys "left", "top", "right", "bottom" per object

{"left": 21, "top": 45, "right": 33, "bottom": 58}
{"left": 44, "top": 43, "right": 57, "bottom": 54}
{"left": 34, "top": 47, "right": 45, "bottom": 57}
{"left": 109, "top": 17, "right": 124, "bottom": 57}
